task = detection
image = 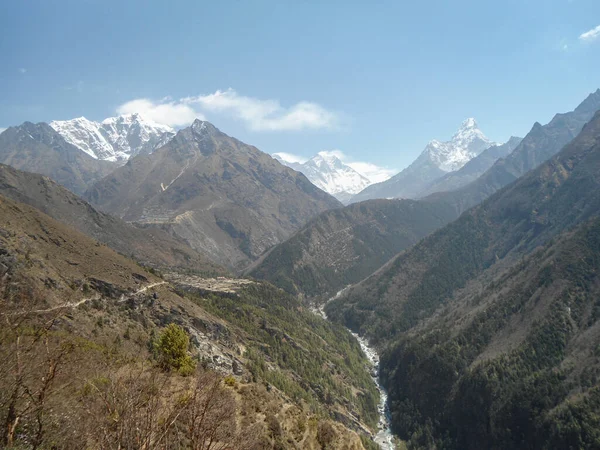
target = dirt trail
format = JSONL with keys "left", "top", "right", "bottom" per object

{"left": 22, "top": 281, "right": 168, "bottom": 314}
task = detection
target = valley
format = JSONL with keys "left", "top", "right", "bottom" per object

{"left": 315, "top": 291, "right": 396, "bottom": 450}
{"left": 1, "top": 9, "right": 600, "bottom": 446}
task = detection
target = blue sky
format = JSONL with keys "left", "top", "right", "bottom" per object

{"left": 1, "top": 0, "right": 599, "bottom": 177}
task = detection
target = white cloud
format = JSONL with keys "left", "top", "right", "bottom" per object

{"left": 183, "top": 89, "right": 338, "bottom": 131}
{"left": 317, "top": 150, "right": 346, "bottom": 160}
{"left": 272, "top": 152, "right": 308, "bottom": 164}
{"left": 346, "top": 161, "right": 397, "bottom": 183}
{"left": 116, "top": 98, "right": 204, "bottom": 127}
{"left": 579, "top": 24, "right": 600, "bottom": 42}
{"left": 18, "top": 68, "right": 26, "bottom": 74}
{"left": 116, "top": 89, "right": 338, "bottom": 131}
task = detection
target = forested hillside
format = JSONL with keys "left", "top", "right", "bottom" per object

{"left": 249, "top": 198, "right": 456, "bottom": 299}
{"left": 326, "top": 111, "right": 600, "bottom": 448}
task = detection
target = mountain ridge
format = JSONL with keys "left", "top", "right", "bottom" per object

{"left": 50, "top": 113, "right": 175, "bottom": 162}
{"left": 85, "top": 119, "right": 342, "bottom": 270}
{"left": 352, "top": 118, "right": 496, "bottom": 202}
{"left": 326, "top": 108, "right": 600, "bottom": 449}
{"left": 274, "top": 151, "right": 373, "bottom": 202}
{"left": 0, "top": 121, "right": 117, "bottom": 195}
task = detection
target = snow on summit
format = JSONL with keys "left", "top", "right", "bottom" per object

{"left": 274, "top": 151, "right": 373, "bottom": 202}
{"left": 50, "top": 113, "right": 175, "bottom": 163}
{"left": 425, "top": 118, "right": 495, "bottom": 172}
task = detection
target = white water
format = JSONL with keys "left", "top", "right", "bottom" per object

{"left": 351, "top": 331, "right": 395, "bottom": 449}
{"left": 316, "top": 290, "right": 395, "bottom": 450}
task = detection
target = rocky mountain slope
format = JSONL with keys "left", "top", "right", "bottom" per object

{"left": 0, "top": 193, "right": 380, "bottom": 449}
{"left": 0, "top": 122, "right": 117, "bottom": 195}
{"left": 326, "top": 110, "right": 600, "bottom": 449}
{"left": 50, "top": 113, "right": 175, "bottom": 162}
{"left": 352, "top": 118, "right": 496, "bottom": 202}
{"left": 0, "top": 163, "right": 222, "bottom": 273}
{"left": 85, "top": 119, "right": 341, "bottom": 270}
{"left": 248, "top": 198, "right": 457, "bottom": 299}
{"left": 274, "top": 151, "right": 372, "bottom": 203}
{"left": 428, "top": 89, "right": 600, "bottom": 216}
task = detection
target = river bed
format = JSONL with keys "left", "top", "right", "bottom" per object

{"left": 316, "top": 292, "right": 395, "bottom": 450}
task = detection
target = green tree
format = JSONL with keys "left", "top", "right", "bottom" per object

{"left": 154, "top": 324, "right": 196, "bottom": 376}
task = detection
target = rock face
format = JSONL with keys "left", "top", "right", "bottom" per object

{"left": 0, "top": 122, "right": 117, "bottom": 195}
{"left": 85, "top": 120, "right": 341, "bottom": 270}
{"left": 352, "top": 118, "right": 496, "bottom": 202}
{"left": 50, "top": 113, "right": 175, "bottom": 162}
{"left": 274, "top": 151, "right": 373, "bottom": 202}
{"left": 0, "top": 163, "right": 223, "bottom": 273}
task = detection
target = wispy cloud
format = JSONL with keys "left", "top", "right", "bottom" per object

{"left": 116, "top": 89, "right": 339, "bottom": 132}
{"left": 346, "top": 160, "right": 396, "bottom": 183}
{"left": 579, "top": 24, "right": 600, "bottom": 42}
{"left": 274, "top": 149, "right": 396, "bottom": 183}
{"left": 183, "top": 89, "right": 338, "bottom": 131}
{"left": 272, "top": 152, "right": 307, "bottom": 164}
{"left": 117, "top": 98, "right": 204, "bottom": 127}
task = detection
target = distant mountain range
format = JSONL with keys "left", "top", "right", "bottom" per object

{"left": 84, "top": 120, "right": 341, "bottom": 270}
{"left": 352, "top": 118, "right": 497, "bottom": 202}
{"left": 418, "top": 136, "right": 523, "bottom": 198}
{"left": 273, "top": 151, "right": 374, "bottom": 203}
{"left": 0, "top": 121, "right": 117, "bottom": 195}
{"left": 50, "top": 113, "right": 175, "bottom": 162}
{"left": 250, "top": 90, "right": 600, "bottom": 302}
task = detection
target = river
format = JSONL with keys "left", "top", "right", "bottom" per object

{"left": 316, "top": 291, "right": 396, "bottom": 450}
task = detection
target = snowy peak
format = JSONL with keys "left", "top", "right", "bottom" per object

{"left": 50, "top": 114, "right": 175, "bottom": 163}
{"left": 424, "top": 118, "right": 495, "bottom": 172}
{"left": 190, "top": 119, "right": 219, "bottom": 136}
{"left": 309, "top": 152, "right": 347, "bottom": 171}
{"left": 457, "top": 117, "right": 478, "bottom": 131}
{"left": 274, "top": 151, "right": 372, "bottom": 201}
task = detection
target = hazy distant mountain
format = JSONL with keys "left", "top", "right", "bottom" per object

{"left": 274, "top": 151, "right": 372, "bottom": 203}
{"left": 51, "top": 113, "right": 175, "bottom": 162}
{"left": 352, "top": 118, "right": 496, "bottom": 202}
{"left": 429, "top": 88, "right": 600, "bottom": 216}
{"left": 0, "top": 122, "right": 116, "bottom": 195}
{"left": 419, "top": 136, "right": 523, "bottom": 197}
{"left": 85, "top": 120, "right": 341, "bottom": 269}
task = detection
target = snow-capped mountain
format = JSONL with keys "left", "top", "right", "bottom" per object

{"left": 351, "top": 118, "right": 497, "bottom": 203}
{"left": 50, "top": 113, "right": 175, "bottom": 163}
{"left": 274, "top": 151, "right": 372, "bottom": 202}
{"left": 424, "top": 118, "right": 494, "bottom": 172}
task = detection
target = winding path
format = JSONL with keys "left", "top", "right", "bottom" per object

{"left": 27, "top": 281, "right": 167, "bottom": 314}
